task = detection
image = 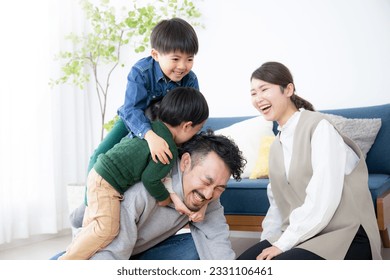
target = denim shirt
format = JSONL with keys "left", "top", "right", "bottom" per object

{"left": 117, "top": 56, "right": 199, "bottom": 139}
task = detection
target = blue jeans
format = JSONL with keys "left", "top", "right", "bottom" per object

{"left": 50, "top": 233, "right": 199, "bottom": 260}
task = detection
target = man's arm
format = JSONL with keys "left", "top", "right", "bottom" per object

{"left": 189, "top": 199, "right": 235, "bottom": 260}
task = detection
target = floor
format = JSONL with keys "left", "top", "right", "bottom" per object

{"left": 0, "top": 230, "right": 389, "bottom": 260}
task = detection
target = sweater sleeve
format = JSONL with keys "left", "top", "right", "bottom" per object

{"left": 140, "top": 122, "right": 178, "bottom": 201}
{"left": 189, "top": 200, "right": 236, "bottom": 260}
{"left": 141, "top": 160, "right": 172, "bottom": 201}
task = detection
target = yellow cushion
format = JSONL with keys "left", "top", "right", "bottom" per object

{"left": 249, "top": 135, "right": 275, "bottom": 179}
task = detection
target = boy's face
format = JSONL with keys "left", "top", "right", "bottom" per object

{"left": 151, "top": 49, "right": 194, "bottom": 82}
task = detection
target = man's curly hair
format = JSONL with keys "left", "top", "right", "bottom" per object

{"left": 178, "top": 129, "right": 246, "bottom": 181}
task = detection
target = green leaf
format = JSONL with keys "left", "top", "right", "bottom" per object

{"left": 103, "top": 115, "right": 119, "bottom": 132}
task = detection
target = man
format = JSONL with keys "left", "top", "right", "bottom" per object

{"left": 66, "top": 131, "right": 246, "bottom": 260}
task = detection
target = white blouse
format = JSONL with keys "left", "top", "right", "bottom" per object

{"left": 261, "top": 109, "right": 360, "bottom": 252}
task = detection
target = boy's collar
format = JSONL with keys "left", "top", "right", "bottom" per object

{"left": 154, "top": 61, "right": 182, "bottom": 85}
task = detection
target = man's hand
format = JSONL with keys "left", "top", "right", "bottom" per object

{"left": 144, "top": 130, "right": 173, "bottom": 164}
{"left": 256, "top": 245, "right": 282, "bottom": 260}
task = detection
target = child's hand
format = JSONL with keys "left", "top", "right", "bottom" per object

{"left": 175, "top": 205, "right": 193, "bottom": 217}
{"left": 158, "top": 197, "right": 172, "bottom": 207}
{"left": 188, "top": 212, "right": 205, "bottom": 223}
{"left": 188, "top": 204, "right": 207, "bottom": 223}
{"left": 145, "top": 130, "right": 173, "bottom": 164}
{"left": 170, "top": 193, "right": 193, "bottom": 216}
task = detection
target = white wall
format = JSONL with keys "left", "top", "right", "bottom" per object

{"left": 191, "top": 0, "right": 390, "bottom": 116}
{"left": 95, "top": 0, "right": 390, "bottom": 140}
{"left": 107, "top": 0, "right": 390, "bottom": 120}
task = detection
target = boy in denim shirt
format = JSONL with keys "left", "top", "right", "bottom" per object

{"left": 87, "top": 17, "right": 199, "bottom": 173}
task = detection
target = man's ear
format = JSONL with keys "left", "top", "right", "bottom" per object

{"left": 180, "top": 152, "right": 191, "bottom": 172}
{"left": 151, "top": 49, "right": 159, "bottom": 61}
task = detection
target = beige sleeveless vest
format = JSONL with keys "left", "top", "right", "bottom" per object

{"left": 268, "top": 110, "right": 382, "bottom": 259}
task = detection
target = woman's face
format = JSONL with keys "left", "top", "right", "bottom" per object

{"left": 250, "top": 78, "right": 294, "bottom": 126}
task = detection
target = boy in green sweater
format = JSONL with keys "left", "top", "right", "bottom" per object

{"left": 60, "top": 87, "right": 209, "bottom": 260}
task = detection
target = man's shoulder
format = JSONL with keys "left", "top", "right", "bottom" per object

{"left": 122, "top": 181, "right": 153, "bottom": 206}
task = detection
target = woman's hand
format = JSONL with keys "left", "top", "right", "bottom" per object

{"left": 256, "top": 245, "right": 282, "bottom": 260}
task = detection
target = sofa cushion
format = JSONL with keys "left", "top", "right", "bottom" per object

{"left": 212, "top": 116, "right": 274, "bottom": 178}
{"left": 249, "top": 135, "right": 275, "bottom": 179}
{"left": 368, "top": 174, "right": 390, "bottom": 210}
{"left": 321, "top": 104, "right": 390, "bottom": 174}
{"left": 323, "top": 113, "right": 381, "bottom": 158}
{"left": 220, "top": 179, "right": 269, "bottom": 215}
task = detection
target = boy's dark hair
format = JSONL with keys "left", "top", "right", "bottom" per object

{"left": 179, "top": 130, "right": 246, "bottom": 181}
{"left": 157, "top": 87, "right": 209, "bottom": 127}
{"left": 145, "top": 99, "right": 162, "bottom": 121}
{"left": 151, "top": 17, "right": 199, "bottom": 55}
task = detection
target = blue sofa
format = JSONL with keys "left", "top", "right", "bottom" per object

{"left": 204, "top": 103, "right": 390, "bottom": 248}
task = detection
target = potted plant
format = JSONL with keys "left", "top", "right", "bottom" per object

{"left": 50, "top": 0, "right": 203, "bottom": 141}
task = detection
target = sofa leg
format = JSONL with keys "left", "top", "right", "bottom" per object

{"left": 377, "top": 190, "right": 390, "bottom": 248}
{"left": 380, "top": 228, "right": 390, "bottom": 248}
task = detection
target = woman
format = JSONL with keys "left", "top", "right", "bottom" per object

{"left": 238, "top": 62, "right": 382, "bottom": 260}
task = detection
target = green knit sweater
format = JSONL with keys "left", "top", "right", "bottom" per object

{"left": 93, "top": 121, "right": 177, "bottom": 201}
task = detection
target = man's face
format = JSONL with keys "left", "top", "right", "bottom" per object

{"left": 180, "top": 151, "right": 230, "bottom": 212}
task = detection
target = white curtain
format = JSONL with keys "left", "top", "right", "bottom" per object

{"left": 0, "top": 0, "right": 97, "bottom": 245}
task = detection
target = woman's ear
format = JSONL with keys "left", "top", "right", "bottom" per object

{"left": 179, "top": 152, "right": 191, "bottom": 172}
{"left": 285, "top": 83, "right": 295, "bottom": 97}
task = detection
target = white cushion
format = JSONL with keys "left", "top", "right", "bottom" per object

{"left": 215, "top": 116, "right": 275, "bottom": 178}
